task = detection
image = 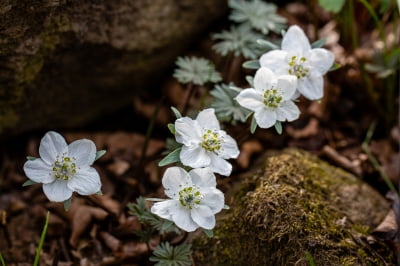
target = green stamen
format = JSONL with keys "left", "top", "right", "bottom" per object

{"left": 201, "top": 129, "right": 222, "bottom": 152}
{"left": 52, "top": 154, "right": 77, "bottom": 180}
{"left": 288, "top": 56, "right": 309, "bottom": 78}
{"left": 179, "top": 186, "right": 203, "bottom": 209}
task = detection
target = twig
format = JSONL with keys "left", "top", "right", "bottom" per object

{"left": 322, "top": 145, "right": 362, "bottom": 176}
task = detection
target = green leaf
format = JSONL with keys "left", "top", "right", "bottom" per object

{"left": 250, "top": 115, "right": 258, "bottom": 134}
{"left": 223, "top": 204, "right": 230, "bottom": 210}
{"left": 311, "top": 37, "right": 327, "bottom": 48}
{"left": 204, "top": 229, "right": 214, "bottom": 238}
{"left": 329, "top": 62, "right": 341, "bottom": 71}
{"left": 167, "top": 123, "right": 176, "bottom": 134}
{"left": 33, "top": 211, "right": 50, "bottom": 266}
{"left": 64, "top": 198, "right": 72, "bottom": 211}
{"left": 95, "top": 150, "right": 106, "bottom": 161}
{"left": 150, "top": 242, "right": 192, "bottom": 266}
{"left": 242, "top": 59, "right": 260, "bottom": 69}
{"left": 318, "top": 0, "right": 345, "bottom": 13}
{"left": 245, "top": 75, "right": 254, "bottom": 86}
{"left": 305, "top": 251, "right": 316, "bottom": 266}
{"left": 26, "top": 156, "right": 37, "bottom": 161}
{"left": 274, "top": 121, "right": 283, "bottom": 135}
{"left": 173, "top": 56, "right": 222, "bottom": 86}
{"left": 257, "top": 39, "right": 279, "bottom": 50}
{"left": 22, "top": 180, "right": 37, "bottom": 187}
{"left": 96, "top": 190, "right": 103, "bottom": 195}
{"left": 171, "top": 106, "right": 182, "bottom": 119}
{"left": 0, "top": 251, "right": 6, "bottom": 266}
{"left": 158, "top": 147, "right": 182, "bottom": 167}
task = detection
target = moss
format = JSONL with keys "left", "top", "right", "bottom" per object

{"left": 193, "top": 149, "right": 393, "bottom": 265}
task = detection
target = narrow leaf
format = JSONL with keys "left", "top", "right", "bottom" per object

{"left": 204, "top": 229, "right": 214, "bottom": 238}
{"left": 329, "top": 62, "right": 341, "bottom": 71}
{"left": 245, "top": 75, "right": 254, "bottom": 86}
{"left": 171, "top": 106, "right": 182, "bottom": 119}
{"left": 250, "top": 116, "right": 258, "bottom": 134}
{"left": 223, "top": 204, "right": 230, "bottom": 210}
{"left": 145, "top": 198, "right": 165, "bottom": 202}
{"left": 318, "top": 0, "right": 345, "bottom": 13}
{"left": 311, "top": 37, "right": 327, "bottom": 48}
{"left": 64, "top": 197, "right": 72, "bottom": 211}
{"left": 242, "top": 60, "right": 260, "bottom": 70}
{"left": 256, "top": 39, "right": 279, "bottom": 50}
{"left": 274, "top": 121, "right": 283, "bottom": 135}
{"left": 158, "top": 147, "right": 182, "bottom": 167}
{"left": 96, "top": 190, "right": 103, "bottom": 195}
{"left": 26, "top": 156, "right": 37, "bottom": 161}
{"left": 0, "top": 251, "right": 5, "bottom": 266}
{"left": 95, "top": 150, "right": 106, "bottom": 161}
{"left": 22, "top": 180, "right": 37, "bottom": 187}
{"left": 33, "top": 211, "right": 50, "bottom": 266}
{"left": 167, "top": 123, "right": 176, "bottom": 135}
{"left": 305, "top": 251, "right": 316, "bottom": 266}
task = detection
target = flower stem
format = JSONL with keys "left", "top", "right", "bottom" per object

{"left": 182, "top": 82, "right": 195, "bottom": 115}
{"left": 33, "top": 211, "right": 50, "bottom": 266}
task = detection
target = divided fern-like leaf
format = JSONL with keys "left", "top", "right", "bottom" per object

{"left": 173, "top": 56, "right": 222, "bottom": 86}
{"left": 210, "top": 84, "right": 251, "bottom": 125}
{"left": 229, "top": 0, "right": 287, "bottom": 34}
{"left": 150, "top": 242, "right": 192, "bottom": 266}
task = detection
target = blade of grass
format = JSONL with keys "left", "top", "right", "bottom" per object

{"left": 362, "top": 122, "right": 398, "bottom": 194}
{"left": 0, "top": 251, "right": 5, "bottom": 266}
{"left": 33, "top": 211, "right": 50, "bottom": 266}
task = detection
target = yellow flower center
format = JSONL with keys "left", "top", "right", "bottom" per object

{"left": 288, "top": 56, "right": 309, "bottom": 78}
{"left": 201, "top": 129, "right": 222, "bottom": 152}
{"left": 179, "top": 186, "right": 203, "bottom": 209}
{"left": 52, "top": 154, "right": 77, "bottom": 180}
{"left": 263, "top": 88, "right": 283, "bottom": 109}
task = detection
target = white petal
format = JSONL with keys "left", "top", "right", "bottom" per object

{"left": 236, "top": 89, "right": 264, "bottom": 112}
{"left": 196, "top": 108, "right": 220, "bottom": 130}
{"left": 191, "top": 205, "right": 215, "bottom": 230}
{"left": 259, "top": 50, "right": 288, "bottom": 75}
{"left": 67, "top": 167, "right": 101, "bottom": 195}
{"left": 68, "top": 139, "right": 96, "bottom": 167}
{"left": 276, "top": 75, "right": 297, "bottom": 100}
{"left": 200, "top": 187, "right": 224, "bottom": 214}
{"left": 39, "top": 131, "right": 68, "bottom": 165}
{"left": 254, "top": 109, "right": 277, "bottom": 128}
{"left": 298, "top": 75, "right": 324, "bottom": 100}
{"left": 43, "top": 179, "right": 73, "bottom": 202}
{"left": 276, "top": 101, "right": 300, "bottom": 122}
{"left": 254, "top": 67, "right": 276, "bottom": 91}
{"left": 180, "top": 146, "right": 211, "bottom": 168}
{"left": 310, "top": 48, "right": 335, "bottom": 75}
{"left": 172, "top": 205, "right": 199, "bottom": 232}
{"left": 219, "top": 134, "right": 240, "bottom": 159}
{"left": 282, "top": 25, "right": 311, "bottom": 54}
{"left": 162, "top": 167, "right": 191, "bottom": 199}
{"left": 208, "top": 153, "right": 232, "bottom": 176}
{"left": 175, "top": 117, "right": 202, "bottom": 146}
{"left": 151, "top": 199, "right": 179, "bottom": 221}
{"left": 23, "top": 159, "right": 54, "bottom": 184}
{"left": 189, "top": 168, "right": 216, "bottom": 188}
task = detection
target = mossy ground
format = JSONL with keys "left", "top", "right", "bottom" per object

{"left": 193, "top": 149, "right": 393, "bottom": 265}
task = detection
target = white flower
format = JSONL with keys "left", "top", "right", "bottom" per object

{"left": 259, "top": 25, "right": 335, "bottom": 100}
{"left": 236, "top": 67, "right": 300, "bottom": 128}
{"left": 174, "top": 108, "right": 239, "bottom": 176}
{"left": 23, "top": 131, "right": 101, "bottom": 202}
{"left": 151, "top": 167, "right": 224, "bottom": 232}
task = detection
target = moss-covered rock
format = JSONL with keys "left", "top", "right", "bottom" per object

{"left": 193, "top": 149, "right": 393, "bottom": 265}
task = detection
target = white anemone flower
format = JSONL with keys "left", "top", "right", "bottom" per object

{"left": 259, "top": 25, "right": 335, "bottom": 100}
{"left": 23, "top": 131, "right": 101, "bottom": 202}
{"left": 151, "top": 167, "right": 224, "bottom": 232}
{"left": 174, "top": 108, "right": 239, "bottom": 176}
{"left": 236, "top": 67, "right": 300, "bottom": 128}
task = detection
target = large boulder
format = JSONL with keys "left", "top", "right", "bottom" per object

{"left": 194, "top": 149, "right": 393, "bottom": 265}
{"left": 0, "top": 0, "right": 228, "bottom": 137}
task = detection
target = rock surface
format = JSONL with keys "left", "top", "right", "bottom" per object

{"left": 0, "top": 0, "right": 228, "bottom": 137}
{"left": 194, "top": 149, "right": 393, "bottom": 265}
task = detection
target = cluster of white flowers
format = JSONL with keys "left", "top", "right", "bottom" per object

{"left": 236, "top": 25, "right": 334, "bottom": 129}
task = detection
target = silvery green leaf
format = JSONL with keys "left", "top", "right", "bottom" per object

{"left": 26, "top": 156, "right": 37, "bottom": 161}
{"left": 318, "top": 0, "right": 345, "bottom": 13}
{"left": 204, "top": 229, "right": 214, "bottom": 238}
{"left": 229, "top": 0, "right": 287, "bottom": 34}
{"left": 150, "top": 242, "right": 192, "bottom": 266}
{"left": 95, "top": 150, "right": 106, "bottom": 161}
{"left": 245, "top": 75, "right": 254, "bottom": 86}
{"left": 274, "top": 121, "right": 283, "bottom": 134}
{"left": 64, "top": 197, "right": 72, "bottom": 211}
{"left": 96, "top": 190, "right": 103, "bottom": 195}
{"left": 167, "top": 123, "right": 175, "bottom": 135}
{"left": 170, "top": 106, "right": 182, "bottom": 119}
{"left": 173, "top": 56, "right": 222, "bottom": 86}
{"left": 329, "top": 62, "right": 341, "bottom": 71}
{"left": 158, "top": 147, "right": 182, "bottom": 167}
{"left": 212, "top": 25, "right": 265, "bottom": 59}
{"left": 242, "top": 59, "right": 260, "bottom": 69}
{"left": 250, "top": 115, "right": 258, "bottom": 134}
{"left": 311, "top": 37, "right": 327, "bottom": 48}
{"left": 22, "top": 180, "right": 37, "bottom": 187}
{"left": 223, "top": 204, "right": 230, "bottom": 210}
{"left": 210, "top": 83, "right": 251, "bottom": 125}
{"left": 257, "top": 39, "right": 279, "bottom": 50}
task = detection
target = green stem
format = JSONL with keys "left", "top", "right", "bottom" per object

{"left": 33, "top": 211, "right": 50, "bottom": 266}
{"left": 0, "top": 251, "right": 6, "bottom": 266}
